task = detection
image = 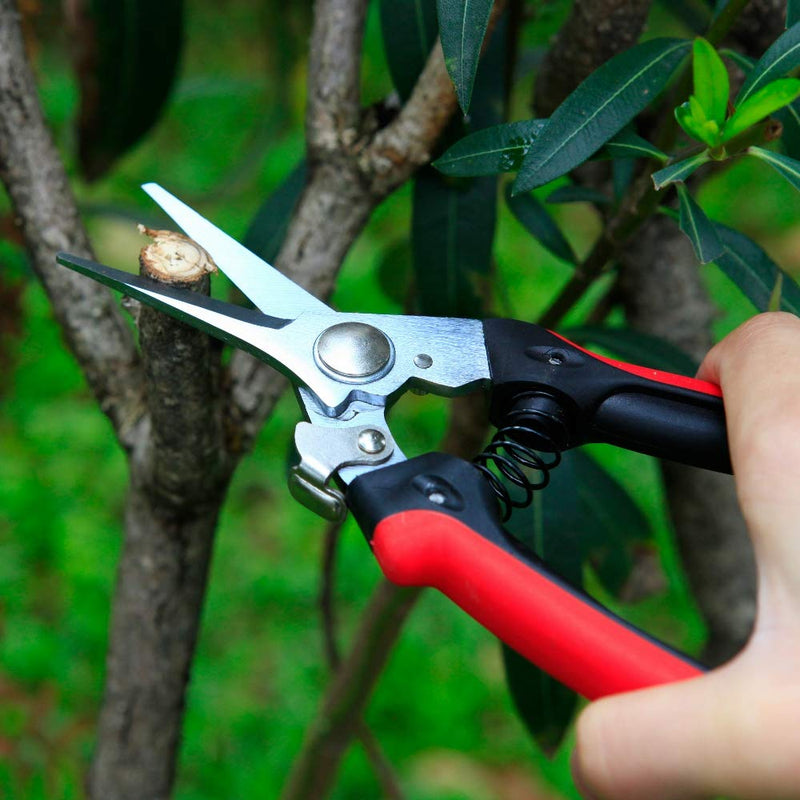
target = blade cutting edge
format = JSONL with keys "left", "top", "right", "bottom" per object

{"left": 142, "top": 182, "right": 331, "bottom": 319}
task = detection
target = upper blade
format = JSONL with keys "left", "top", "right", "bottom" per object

{"left": 56, "top": 252, "right": 297, "bottom": 371}
{"left": 142, "top": 182, "right": 330, "bottom": 319}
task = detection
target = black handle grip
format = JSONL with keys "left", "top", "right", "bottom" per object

{"left": 483, "top": 319, "right": 731, "bottom": 473}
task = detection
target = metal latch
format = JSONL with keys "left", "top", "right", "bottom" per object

{"left": 288, "top": 421, "right": 394, "bottom": 521}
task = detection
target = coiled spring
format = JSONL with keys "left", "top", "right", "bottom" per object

{"left": 473, "top": 424, "right": 562, "bottom": 521}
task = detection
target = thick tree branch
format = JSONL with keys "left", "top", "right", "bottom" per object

{"left": 306, "top": 0, "right": 369, "bottom": 158}
{"left": 0, "top": 0, "right": 143, "bottom": 447}
{"left": 88, "top": 252, "right": 231, "bottom": 800}
{"left": 618, "top": 216, "right": 756, "bottom": 664}
{"left": 534, "top": 0, "right": 652, "bottom": 118}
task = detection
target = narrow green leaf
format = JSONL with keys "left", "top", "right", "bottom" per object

{"left": 790, "top": 0, "right": 800, "bottom": 29}
{"left": 602, "top": 127, "right": 668, "bottom": 162}
{"left": 434, "top": 119, "right": 547, "bottom": 176}
{"left": 693, "top": 38, "right": 729, "bottom": 124}
{"left": 768, "top": 271, "right": 784, "bottom": 311}
{"left": 737, "top": 22, "right": 800, "bottom": 104}
{"left": 564, "top": 325, "right": 699, "bottom": 375}
{"left": 380, "top": 0, "right": 439, "bottom": 101}
{"left": 723, "top": 78, "right": 800, "bottom": 141}
{"left": 546, "top": 185, "right": 610, "bottom": 205}
{"left": 412, "top": 169, "right": 496, "bottom": 317}
{"left": 437, "top": 0, "right": 494, "bottom": 113}
{"left": 513, "top": 39, "right": 691, "bottom": 193}
{"left": 652, "top": 151, "right": 711, "bottom": 189}
{"left": 776, "top": 98, "right": 800, "bottom": 158}
{"left": 748, "top": 145, "right": 800, "bottom": 191}
{"left": 73, "top": 0, "right": 185, "bottom": 181}
{"left": 505, "top": 186, "right": 577, "bottom": 264}
{"left": 502, "top": 644, "right": 577, "bottom": 756}
{"left": 244, "top": 162, "right": 306, "bottom": 265}
{"left": 677, "top": 184, "right": 724, "bottom": 263}
{"left": 713, "top": 223, "right": 800, "bottom": 314}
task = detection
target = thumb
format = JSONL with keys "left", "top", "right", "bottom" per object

{"left": 571, "top": 668, "right": 741, "bottom": 800}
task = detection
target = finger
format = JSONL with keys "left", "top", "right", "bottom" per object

{"left": 697, "top": 312, "right": 800, "bottom": 619}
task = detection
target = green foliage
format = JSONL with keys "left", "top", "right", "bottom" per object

{"left": 677, "top": 184, "right": 724, "bottom": 263}
{"left": 74, "top": 0, "right": 184, "bottom": 180}
{"left": 748, "top": 145, "right": 800, "bottom": 192}
{"left": 736, "top": 22, "right": 800, "bottom": 105}
{"left": 6, "top": 2, "right": 800, "bottom": 798}
{"left": 505, "top": 185, "right": 577, "bottom": 265}
{"left": 381, "top": 0, "right": 438, "bottom": 101}
{"left": 692, "top": 37, "right": 729, "bottom": 125}
{"left": 713, "top": 224, "right": 800, "bottom": 314}
{"left": 437, "top": 0, "right": 494, "bottom": 113}
{"left": 514, "top": 39, "right": 690, "bottom": 192}
{"left": 652, "top": 151, "right": 712, "bottom": 189}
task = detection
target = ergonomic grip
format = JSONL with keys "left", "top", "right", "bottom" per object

{"left": 348, "top": 454, "right": 704, "bottom": 700}
{"left": 484, "top": 320, "right": 731, "bottom": 474}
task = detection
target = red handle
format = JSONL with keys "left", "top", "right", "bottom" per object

{"left": 373, "top": 509, "right": 701, "bottom": 699}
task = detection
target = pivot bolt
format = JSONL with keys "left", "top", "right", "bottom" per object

{"left": 315, "top": 322, "right": 393, "bottom": 382}
{"left": 358, "top": 428, "right": 386, "bottom": 455}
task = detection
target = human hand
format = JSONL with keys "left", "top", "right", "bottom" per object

{"left": 571, "top": 312, "right": 800, "bottom": 800}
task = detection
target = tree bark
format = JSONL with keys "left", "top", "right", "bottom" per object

{"left": 618, "top": 215, "right": 757, "bottom": 664}
{"left": 0, "top": 0, "right": 143, "bottom": 447}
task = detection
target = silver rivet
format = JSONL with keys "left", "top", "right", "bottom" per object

{"left": 315, "top": 322, "right": 393, "bottom": 380}
{"left": 427, "top": 491, "right": 446, "bottom": 505}
{"left": 358, "top": 428, "right": 386, "bottom": 455}
{"left": 414, "top": 353, "right": 433, "bottom": 369}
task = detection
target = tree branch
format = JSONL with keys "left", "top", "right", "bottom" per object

{"left": 0, "top": 0, "right": 143, "bottom": 448}
{"left": 617, "top": 215, "right": 756, "bottom": 665}
{"left": 88, "top": 248, "right": 231, "bottom": 800}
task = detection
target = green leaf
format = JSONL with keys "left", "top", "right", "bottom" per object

{"left": 737, "top": 22, "right": 800, "bottom": 104}
{"left": 73, "top": 0, "right": 185, "bottom": 181}
{"left": 713, "top": 223, "right": 800, "bottom": 314}
{"left": 692, "top": 38, "right": 729, "bottom": 124}
{"left": 434, "top": 119, "right": 548, "bottom": 176}
{"left": 546, "top": 185, "right": 611, "bottom": 205}
{"left": 677, "top": 184, "right": 724, "bottom": 263}
{"left": 502, "top": 644, "right": 577, "bottom": 756}
{"left": 723, "top": 78, "right": 800, "bottom": 141}
{"left": 602, "top": 127, "right": 668, "bottom": 162}
{"left": 564, "top": 325, "right": 699, "bottom": 375}
{"left": 380, "top": 0, "right": 439, "bottom": 101}
{"left": 513, "top": 38, "right": 690, "bottom": 193}
{"left": 790, "top": 0, "right": 800, "bottom": 29}
{"left": 243, "top": 162, "right": 306, "bottom": 265}
{"left": 748, "top": 145, "right": 800, "bottom": 191}
{"left": 675, "top": 99, "right": 720, "bottom": 146}
{"left": 437, "top": 0, "right": 494, "bottom": 113}
{"left": 651, "top": 151, "right": 711, "bottom": 189}
{"left": 412, "top": 169, "right": 496, "bottom": 317}
{"left": 776, "top": 99, "right": 800, "bottom": 158}
{"left": 505, "top": 186, "right": 577, "bottom": 264}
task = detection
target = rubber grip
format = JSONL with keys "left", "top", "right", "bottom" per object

{"left": 372, "top": 509, "right": 701, "bottom": 699}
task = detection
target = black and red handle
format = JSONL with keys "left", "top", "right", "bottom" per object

{"left": 348, "top": 454, "right": 704, "bottom": 700}
{"left": 484, "top": 319, "right": 730, "bottom": 474}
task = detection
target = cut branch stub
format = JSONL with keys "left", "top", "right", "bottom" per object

{"left": 138, "top": 225, "right": 218, "bottom": 284}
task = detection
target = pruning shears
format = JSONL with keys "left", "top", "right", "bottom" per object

{"left": 57, "top": 184, "right": 730, "bottom": 700}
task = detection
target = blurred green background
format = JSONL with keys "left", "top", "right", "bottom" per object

{"left": 1, "top": 1, "right": 799, "bottom": 798}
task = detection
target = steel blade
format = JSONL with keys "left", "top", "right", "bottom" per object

{"left": 142, "top": 182, "right": 330, "bottom": 319}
